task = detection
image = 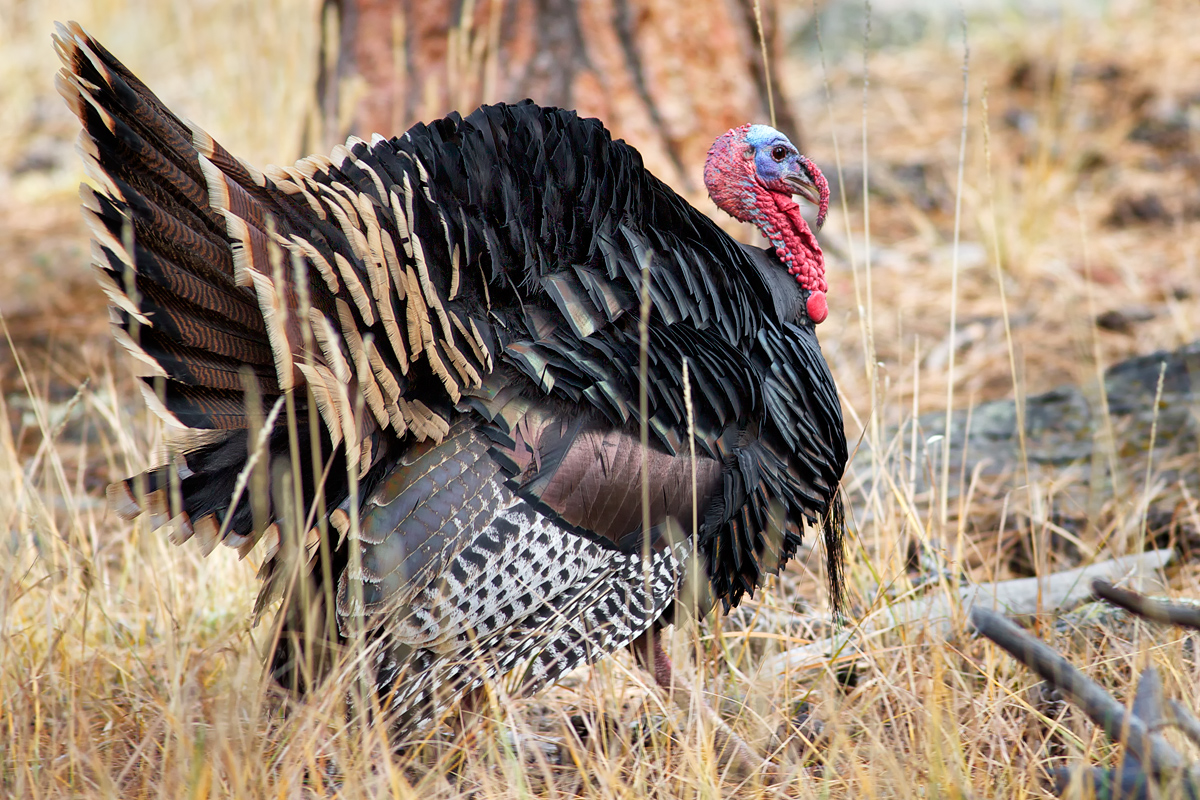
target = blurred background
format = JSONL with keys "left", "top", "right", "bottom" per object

{"left": 1, "top": 2, "right": 1198, "bottom": 794}
{"left": 3, "top": 0, "right": 1195, "bottom": 402}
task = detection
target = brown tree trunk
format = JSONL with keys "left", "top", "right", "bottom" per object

{"left": 308, "top": 0, "right": 802, "bottom": 192}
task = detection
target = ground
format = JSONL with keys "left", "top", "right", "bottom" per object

{"left": 2, "top": 0, "right": 1199, "bottom": 797}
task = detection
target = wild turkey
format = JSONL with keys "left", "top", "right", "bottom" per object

{"left": 54, "top": 20, "right": 847, "bottom": 742}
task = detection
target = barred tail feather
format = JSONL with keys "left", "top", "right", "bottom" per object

{"left": 54, "top": 21, "right": 352, "bottom": 557}
{"left": 56, "top": 22, "right": 492, "bottom": 560}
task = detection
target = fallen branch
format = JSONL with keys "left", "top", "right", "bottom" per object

{"left": 759, "top": 550, "right": 1174, "bottom": 680}
{"left": 973, "top": 607, "right": 1200, "bottom": 799}
{"left": 1169, "top": 700, "right": 1200, "bottom": 751}
{"left": 1090, "top": 579, "right": 1200, "bottom": 754}
{"left": 971, "top": 607, "right": 1183, "bottom": 773}
{"left": 1092, "top": 580, "right": 1200, "bottom": 631}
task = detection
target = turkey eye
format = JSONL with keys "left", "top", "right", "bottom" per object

{"left": 771, "top": 145, "right": 788, "bottom": 161}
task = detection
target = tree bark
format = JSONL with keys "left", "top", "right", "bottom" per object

{"left": 309, "top": 0, "right": 803, "bottom": 191}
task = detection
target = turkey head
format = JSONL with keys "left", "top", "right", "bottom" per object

{"left": 704, "top": 125, "right": 831, "bottom": 324}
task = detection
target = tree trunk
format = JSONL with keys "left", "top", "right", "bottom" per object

{"left": 308, "top": 0, "right": 802, "bottom": 192}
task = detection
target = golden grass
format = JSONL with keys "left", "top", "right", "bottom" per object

{"left": 2, "top": 0, "right": 1200, "bottom": 797}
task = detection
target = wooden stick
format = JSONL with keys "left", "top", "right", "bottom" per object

{"left": 970, "top": 607, "right": 1184, "bottom": 774}
{"left": 759, "top": 550, "right": 1174, "bottom": 680}
{"left": 1093, "top": 579, "right": 1200, "bottom": 631}
{"left": 1167, "top": 699, "right": 1200, "bottom": 750}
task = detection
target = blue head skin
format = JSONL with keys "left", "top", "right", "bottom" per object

{"left": 744, "top": 124, "right": 824, "bottom": 214}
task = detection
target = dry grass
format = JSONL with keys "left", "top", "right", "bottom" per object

{"left": 2, "top": 0, "right": 1200, "bottom": 797}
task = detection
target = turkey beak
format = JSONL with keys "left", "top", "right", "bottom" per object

{"left": 784, "top": 159, "right": 829, "bottom": 231}
{"left": 784, "top": 171, "right": 821, "bottom": 209}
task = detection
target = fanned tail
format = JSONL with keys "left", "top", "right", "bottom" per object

{"left": 54, "top": 21, "right": 357, "bottom": 558}
{"left": 55, "top": 19, "right": 495, "bottom": 614}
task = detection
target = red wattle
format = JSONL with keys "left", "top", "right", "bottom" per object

{"left": 806, "top": 291, "right": 828, "bottom": 324}
{"left": 754, "top": 190, "right": 829, "bottom": 324}
{"left": 763, "top": 192, "right": 825, "bottom": 291}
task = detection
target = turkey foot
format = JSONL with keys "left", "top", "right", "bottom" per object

{"left": 632, "top": 629, "right": 772, "bottom": 779}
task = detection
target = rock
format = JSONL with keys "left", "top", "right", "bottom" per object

{"left": 852, "top": 341, "right": 1200, "bottom": 521}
